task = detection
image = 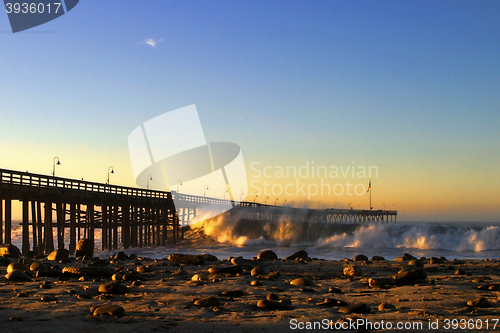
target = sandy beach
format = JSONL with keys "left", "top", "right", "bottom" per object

{"left": 2, "top": 231, "right": 500, "bottom": 333}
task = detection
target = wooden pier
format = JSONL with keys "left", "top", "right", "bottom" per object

{"left": 0, "top": 168, "right": 397, "bottom": 255}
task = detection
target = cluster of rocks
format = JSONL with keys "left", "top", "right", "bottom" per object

{"left": 1, "top": 242, "right": 495, "bottom": 324}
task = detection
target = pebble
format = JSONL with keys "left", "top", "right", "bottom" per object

{"left": 251, "top": 266, "right": 267, "bottom": 277}
{"left": 316, "top": 298, "right": 348, "bottom": 307}
{"left": 41, "top": 295, "right": 57, "bottom": 302}
{"left": 290, "top": 277, "right": 314, "bottom": 286}
{"left": 328, "top": 287, "right": 342, "bottom": 293}
{"left": 194, "top": 296, "right": 220, "bottom": 307}
{"left": 378, "top": 303, "right": 396, "bottom": 310}
{"left": 467, "top": 297, "right": 490, "bottom": 308}
{"left": 256, "top": 299, "right": 292, "bottom": 310}
{"left": 191, "top": 274, "right": 208, "bottom": 281}
{"left": 338, "top": 303, "right": 370, "bottom": 314}
{"left": 343, "top": 265, "right": 362, "bottom": 277}
{"left": 369, "top": 277, "right": 395, "bottom": 288}
{"left": 208, "top": 265, "right": 243, "bottom": 275}
{"left": 92, "top": 304, "right": 125, "bottom": 318}
{"left": 98, "top": 282, "right": 128, "bottom": 294}
{"left": 231, "top": 256, "right": 257, "bottom": 267}
{"left": 267, "top": 293, "right": 279, "bottom": 300}
{"left": 455, "top": 268, "right": 465, "bottom": 275}
{"left": 251, "top": 280, "right": 263, "bottom": 286}
{"left": 257, "top": 250, "right": 278, "bottom": 261}
{"left": 221, "top": 290, "right": 244, "bottom": 297}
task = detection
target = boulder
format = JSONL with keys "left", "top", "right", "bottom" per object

{"left": 113, "top": 251, "right": 128, "bottom": 261}
{"left": 286, "top": 250, "right": 309, "bottom": 260}
{"left": 47, "top": 249, "right": 69, "bottom": 261}
{"left": 251, "top": 266, "right": 268, "bottom": 277}
{"left": 371, "top": 255, "right": 385, "bottom": 261}
{"left": 75, "top": 239, "right": 94, "bottom": 258}
{"left": 402, "top": 253, "right": 417, "bottom": 261}
{"left": 168, "top": 253, "right": 205, "bottom": 265}
{"left": 353, "top": 254, "right": 368, "bottom": 262}
{"left": 393, "top": 267, "right": 427, "bottom": 286}
{"left": 0, "top": 244, "right": 21, "bottom": 258}
{"left": 408, "top": 259, "right": 424, "bottom": 268}
{"left": 257, "top": 250, "right": 278, "bottom": 261}
{"left": 30, "top": 262, "right": 47, "bottom": 272}
{"left": 5, "top": 269, "right": 32, "bottom": 282}
{"left": 7, "top": 262, "right": 28, "bottom": 273}
{"left": 368, "top": 277, "right": 395, "bottom": 288}
{"left": 200, "top": 253, "right": 218, "bottom": 262}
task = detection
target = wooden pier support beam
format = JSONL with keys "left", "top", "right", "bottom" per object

{"left": 0, "top": 199, "right": 3, "bottom": 244}
{"left": 69, "top": 202, "right": 76, "bottom": 254}
{"left": 31, "top": 200, "right": 37, "bottom": 252}
{"left": 44, "top": 201, "right": 54, "bottom": 253}
{"left": 22, "top": 199, "right": 29, "bottom": 254}
{"left": 123, "top": 204, "right": 130, "bottom": 249}
{"left": 56, "top": 202, "right": 65, "bottom": 250}
{"left": 4, "top": 198, "right": 11, "bottom": 244}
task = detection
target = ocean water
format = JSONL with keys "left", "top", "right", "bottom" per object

{"left": 9, "top": 218, "right": 500, "bottom": 261}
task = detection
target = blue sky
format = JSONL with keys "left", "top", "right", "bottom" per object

{"left": 1, "top": 0, "right": 499, "bottom": 220}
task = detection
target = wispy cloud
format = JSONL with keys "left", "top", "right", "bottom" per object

{"left": 144, "top": 38, "right": 163, "bottom": 47}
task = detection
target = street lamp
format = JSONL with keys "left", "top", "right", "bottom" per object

{"left": 204, "top": 185, "right": 209, "bottom": 197}
{"left": 283, "top": 198, "right": 287, "bottom": 206}
{"left": 147, "top": 174, "right": 153, "bottom": 190}
{"left": 223, "top": 189, "right": 228, "bottom": 200}
{"left": 107, "top": 166, "right": 114, "bottom": 184}
{"left": 265, "top": 195, "right": 269, "bottom": 205}
{"left": 240, "top": 191, "right": 244, "bottom": 201}
{"left": 253, "top": 194, "right": 258, "bottom": 202}
{"left": 275, "top": 198, "right": 278, "bottom": 205}
{"left": 52, "top": 157, "right": 61, "bottom": 176}
{"left": 177, "top": 180, "right": 182, "bottom": 193}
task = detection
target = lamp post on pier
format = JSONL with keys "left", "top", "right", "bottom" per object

{"left": 107, "top": 166, "right": 114, "bottom": 184}
{"left": 204, "top": 185, "right": 209, "bottom": 197}
{"left": 52, "top": 157, "right": 61, "bottom": 176}
{"left": 147, "top": 174, "right": 153, "bottom": 190}
{"left": 177, "top": 180, "right": 182, "bottom": 193}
